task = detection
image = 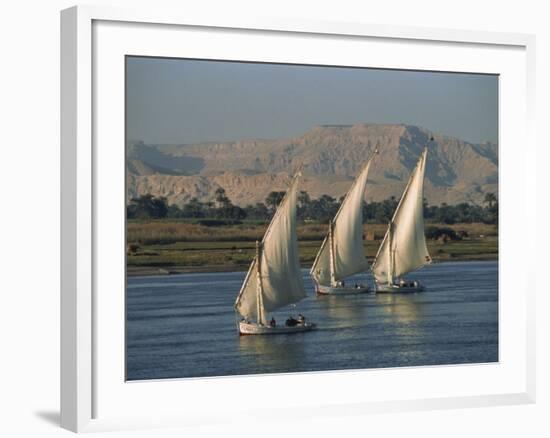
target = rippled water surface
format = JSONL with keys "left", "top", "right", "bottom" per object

{"left": 126, "top": 261, "right": 498, "bottom": 380}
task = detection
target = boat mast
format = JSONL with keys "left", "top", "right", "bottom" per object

{"left": 387, "top": 222, "right": 393, "bottom": 285}
{"left": 255, "top": 240, "right": 266, "bottom": 325}
{"left": 328, "top": 220, "right": 336, "bottom": 287}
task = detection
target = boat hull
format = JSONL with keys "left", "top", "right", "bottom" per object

{"left": 375, "top": 282, "right": 424, "bottom": 293}
{"left": 316, "top": 284, "right": 370, "bottom": 295}
{"left": 238, "top": 321, "right": 316, "bottom": 335}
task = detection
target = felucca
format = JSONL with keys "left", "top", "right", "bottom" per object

{"left": 372, "top": 145, "right": 432, "bottom": 292}
{"left": 234, "top": 171, "right": 316, "bottom": 335}
{"left": 310, "top": 150, "right": 377, "bottom": 295}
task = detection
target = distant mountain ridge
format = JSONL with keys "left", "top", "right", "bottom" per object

{"left": 127, "top": 123, "right": 498, "bottom": 207}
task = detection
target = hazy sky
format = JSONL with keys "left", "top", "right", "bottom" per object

{"left": 126, "top": 56, "right": 498, "bottom": 145}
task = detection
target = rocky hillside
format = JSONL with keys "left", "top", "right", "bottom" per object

{"left": 127, "top": 123, "right": 498, "bottom": 207}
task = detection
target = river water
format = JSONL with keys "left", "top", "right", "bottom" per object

{"left": 126, "top": 260, "right": 498, "bottom": 380}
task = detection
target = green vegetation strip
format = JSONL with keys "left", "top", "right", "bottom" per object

{"left": 127, "top": 223, "right": 497, "bottom": 274}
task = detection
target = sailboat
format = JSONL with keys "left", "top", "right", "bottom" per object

{"left": 309, "top": 151, "right": 376, "bottom": 295}
{"left": 372, "top": 145, "right": 432, "bottom": 292}
{"left": 234, "top": 171, "right": 316, "bottom": 335}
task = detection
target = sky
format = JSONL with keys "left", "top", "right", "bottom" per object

{"left": 126, "top": 56, "right": 498, "bottom": 145}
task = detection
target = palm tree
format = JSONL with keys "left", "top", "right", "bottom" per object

{"left": 214, "top": 187, "right": 230, "bottom": 208}
{"left": 298, "top": 190, "right": 310, "bottom": 207}
{"left": 483, "top": 193, "right": 497, "bottom": 209}
{"left": 265, "top": 191, "right": 286, "bottom": 212}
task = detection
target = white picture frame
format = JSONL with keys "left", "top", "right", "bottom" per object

{"left": 60, "top": 4, "right": 536, "bottom": 433}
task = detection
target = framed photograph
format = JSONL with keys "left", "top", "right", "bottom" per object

{"left": 61, "top": 5, "right": 536, "bottom": 433}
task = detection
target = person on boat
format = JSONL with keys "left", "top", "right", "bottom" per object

{"left": 297, "top": 314, "right": 305, "bottom": 324}
{"left": 286, "top": 316, "right": 298, "bottom": 327}
{"left": 270, "top": 317, "right": 276, "bottom": 327}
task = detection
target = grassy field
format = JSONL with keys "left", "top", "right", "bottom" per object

{"left": 127, "top": 221, "right": 498, "bottom": 276}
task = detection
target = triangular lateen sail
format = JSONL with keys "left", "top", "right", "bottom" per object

{"left": 310, "top": 156, "right": 374, "bottom": 286}
{"left": 372, "top": 147, "right": 431, "bottom": 284}
{"left": 235, "top": 173, "right": 306, "bottom": 323}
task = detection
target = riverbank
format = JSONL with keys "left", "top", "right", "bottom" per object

{"left": 127, "top": 255, "right": 499, "bottom": 277}
{"left": 127, "top": 232, "right": 498, "bottom": 277}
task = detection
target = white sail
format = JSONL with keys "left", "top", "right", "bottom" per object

{"left": 372, "top": 148, "right": 431, "bottom": 284}
{"left": 235, "top": 174, "right": 306, "bottom": 323}
{"left": 310, "top": 157, "right": 373, "bottom": 286}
